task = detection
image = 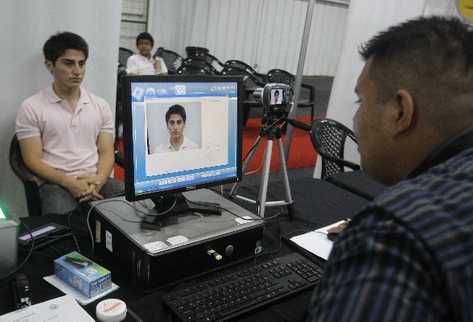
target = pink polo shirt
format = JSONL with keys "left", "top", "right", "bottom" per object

{"left": 15, "top": 85, "right": 114, "bottom": 177}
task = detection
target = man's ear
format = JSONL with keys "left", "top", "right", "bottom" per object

{"left": 390, "top": 89, "right": 415, "bottom": 137}
{"left": 44, "top": 60, "right": 54, "bottom": 74}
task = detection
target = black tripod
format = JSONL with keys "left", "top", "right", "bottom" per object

{"left": 230, "top": 117, "right": 294, "bottom": 218}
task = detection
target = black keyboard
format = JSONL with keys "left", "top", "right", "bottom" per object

{"left": 163, "top": 252, "right": 323, "bottom": 322}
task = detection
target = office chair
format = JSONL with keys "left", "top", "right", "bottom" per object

{"left": 225, "top": 60, "right": 266, "bottom": 83}
{"left": 181, "top": 58, "right": 218, "bottom": 74}
{"left": 176, "top": 64, "right": 212, "bottom": 75}
{"left": 193, "top": 53, "right": 225, "bottom": 73}
{"left": 118, "top": 47, "right": 134, "bottom": 68}
{"left": 221, "top": 66, "right": 266, "bottom": 125}
{"left": 288, "top": 118, "right": 360, "bottom": 179}
{"left": 9, "top": 135, "right": 42, "bottom": 217}
{"left": 185, "top": 46, "right": 209, "bottom": 58}
{"left": 154, "top": 47, "right": 183, "bottom": 74}
{"left": 267, "top": 69, "right": 315, "bottom": 122}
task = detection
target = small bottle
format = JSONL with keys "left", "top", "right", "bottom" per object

{"left": 96, "top": 298, "right": 127, "bottom": 322}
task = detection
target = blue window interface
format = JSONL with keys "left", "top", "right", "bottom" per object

{"left": 129, "top": 81, "right": 239, "bottom": 197}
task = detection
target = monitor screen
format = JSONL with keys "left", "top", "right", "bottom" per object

{"left": 122, "top": 75, "right": 243, "bottom": 203}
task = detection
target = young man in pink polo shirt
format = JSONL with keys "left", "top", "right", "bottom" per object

{"left": 15, "top": 32, "right": 123, "bottom": 215}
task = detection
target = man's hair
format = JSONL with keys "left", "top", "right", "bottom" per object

{"left": 165, "top": 104, "right": 186, "bottom": 123}
{"left": 43, "top": 32, "right": 89, "bottom": 63}
{"left": 136, "top": 32, "right": 154, "bottom": 47}
{"left": 359, "top": 16, "right": 473, "bottom": 137}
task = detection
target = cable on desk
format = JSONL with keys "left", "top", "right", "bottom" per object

{"left": 127, "top": 308, "right": 144, "bottom": 322}
{"left": 0, "top": 222, "right": 35, "bottom": 280}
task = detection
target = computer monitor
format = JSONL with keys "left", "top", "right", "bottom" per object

{"left": 122, "top": 75, "right": 243, "bottom": 223}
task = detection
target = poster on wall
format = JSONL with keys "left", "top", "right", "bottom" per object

{"left": 456, "top": 0, "right": 473, "bottom": 23}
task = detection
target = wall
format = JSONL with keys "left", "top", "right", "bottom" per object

{"left": 149, "top": 0, "right": 349, "bottom": 76}
{"left": 0, "top": 0, "right": 122, "bottom": 218}
{"left": 316, "top": 0, "right": 460, "bottom": 177}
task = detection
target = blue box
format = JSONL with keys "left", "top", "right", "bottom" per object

{"left": 54, "top": 251, "right": 111, "bottom": 298}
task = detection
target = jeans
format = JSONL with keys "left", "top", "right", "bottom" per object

{"left": 39, "top": 178, "right": 124, "bottom": 215}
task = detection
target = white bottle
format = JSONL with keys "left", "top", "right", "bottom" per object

{"left": 96, "top": 298, "right": 127, "bottom": 322}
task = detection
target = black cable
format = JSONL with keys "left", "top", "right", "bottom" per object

{"left": 127, "top": 308, "right": 144, "bottom": 322}
{"left": 0, "top": 222, "right": 35, "bottom": 280}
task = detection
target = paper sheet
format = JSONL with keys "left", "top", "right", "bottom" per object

{"left": 43, "top": 275, "right": 119, "bottom": 305}
{"left": 289, "top": 220, "right": 346, "bottom": 260}
{"left": 0, "top": 294, "right": 94, "bottom": 322}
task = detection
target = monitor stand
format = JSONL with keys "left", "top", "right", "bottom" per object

{"left": 141, "top": 193, "right": 221, "bottom": 230}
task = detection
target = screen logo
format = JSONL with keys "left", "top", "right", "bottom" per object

{"left": 175, "top": 85, "right": 186, "bottom": 95}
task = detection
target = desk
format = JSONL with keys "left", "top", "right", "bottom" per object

{"left": 0, "top": 180, "right": 371, "bottom": 321}
{"left": 326, "top": 171, "right": 387, "bottom": 200}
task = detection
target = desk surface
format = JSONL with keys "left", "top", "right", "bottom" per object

{"left": 0, "top": 180, "right": 371, "bottom": 321}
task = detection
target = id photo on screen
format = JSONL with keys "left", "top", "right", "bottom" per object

{"left": 146, "top": 102, "right": 202, "bottom": 154}
{"left": 270, "top": 89, "right": 283, "bottom": 105}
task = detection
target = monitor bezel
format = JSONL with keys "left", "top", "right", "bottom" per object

{"left": 122, "top": 74, "right": 244, "bottom": 202}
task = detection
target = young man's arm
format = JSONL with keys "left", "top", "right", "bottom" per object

{"left": 19, "top": 137, "right": 91, "bottom": 199}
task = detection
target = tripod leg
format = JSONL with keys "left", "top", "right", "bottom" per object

{"left": 229, "top": 135, "right": 263, "bottom": 197}
{"left": 277, "top": 138, "right": 295, "bottom": 218}
{"left": 257, "top": 139, "right": 273, "bottom": 218}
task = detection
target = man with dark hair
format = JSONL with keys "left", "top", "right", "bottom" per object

{"left": 307, "top": 16, "right": 473, "bottom": 322}
{"left": 126, "top": 31, "right": 168, "bottom": 75}
{"left": 16, "top": 31, "right": 123, "bottom": 215}
{"left": 153, "top": 104, "right": 198, "bottom": 153}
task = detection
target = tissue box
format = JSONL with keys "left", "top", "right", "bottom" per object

{"left": 54, "top": 251, "right": 111, "bottom": 298}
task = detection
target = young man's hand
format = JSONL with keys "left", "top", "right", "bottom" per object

{"left": 63, "top": 177, "right": 99, "bottom": 200}
{"left": 76, "top": 175, "right": 106, "bottom": 202}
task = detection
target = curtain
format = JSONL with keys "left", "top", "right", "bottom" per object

{"left": 149, "top": 0, "right": 349, "bottom": 75}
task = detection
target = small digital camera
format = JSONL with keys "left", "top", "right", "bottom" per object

{"left": 253, "top": 83, "right": 292, "bottom": 120}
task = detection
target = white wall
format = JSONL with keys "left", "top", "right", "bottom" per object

{"left": 315, "top": 0, "right": 460, "bottom": 177}
{"left": 149, "top": 0, "right": 349, "bottom": 76}
{"left": 0, "top": 0, "right": 122, "bottom": 218}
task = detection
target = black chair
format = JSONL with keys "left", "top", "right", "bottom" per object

{"left": 193, "top": 53, "right": 225, "bottom": 73}
{"left": 225, "top": 60, "right": 266, "bottom": 83}
{"left": 154, "top": 47, "right": 183, "bottom": 74}
{"left": 221, "top": 66, "right": 266, "bottom": 125}
{"left": 176, "top": 64, "right": 212, "bottom": 75}
{"left": 118, "top": 47, "right": 134, "bottom": 68}
{"left": 185, "top": 46, "right": 209, "bottom": 58}
{"left": 267, "top": 69, "right": 316, "bottom": 122}
{"left": 311, "top": 118, "right": 360, "bottom": 179}
{"left": 181, "top": 58, "right": 218, "bottom": 74}
{"left": 9, "top": 135, "right": 42, "bottom": 217}
{"left": 288, "top": 118, "right": 360, "bottom": 179}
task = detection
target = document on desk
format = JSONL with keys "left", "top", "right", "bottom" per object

{"left": 0, "top": 294, "right": 94, "bottom": 322}
{"left": 289, "top": 220, "right": 346, "bottom": 260}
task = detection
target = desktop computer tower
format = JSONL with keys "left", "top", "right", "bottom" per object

{"left": 92, "top": 189, "right": 264, "bottom": 291}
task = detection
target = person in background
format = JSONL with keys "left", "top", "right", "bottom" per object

{"left": 126, "top": 32, "right": 168, "bottom": 75}
{"left": 306, "top": 16, "right": 473, "bottom": 322}
{"left": 16, "top": 32, "right": 123, "bottom": 215}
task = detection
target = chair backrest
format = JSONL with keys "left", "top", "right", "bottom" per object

{"left": 176, "top": 64, "right": 212, "bottom": 75}
{"left": 118, "top": 47, "right": 134, "bottom": 68}
{"left": 226, "top": 60, "right": 267, "bottom": 83}
{"left": 310, "top": 119, "right": 360, "bottom": 179}
{"left": 154, "top": 47, "right": 183, "bottom": 74}
{"left": 221, "top": 66, "right": 266, "bottom": 88}
{"left": 193, "top": 53, "right": 225, "bottom": 73}
{"left": 9, "top": 135, "right": 42, "bottom": 216}
{"left": 181, "top": 58, "right": 218, "bottom": 74}
{"left": 267, "top": 69, "right": 295, "bottom": 85}
{"left": 186, "top": 46, "right": 209, "bottom": 58}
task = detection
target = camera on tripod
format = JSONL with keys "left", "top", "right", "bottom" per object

{"left": 253, "top": 83, "right": 292, "bottom": 121}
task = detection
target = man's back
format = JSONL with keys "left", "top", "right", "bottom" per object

{"left": 308, "top": 145, "right": 473, "bottom": 322}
